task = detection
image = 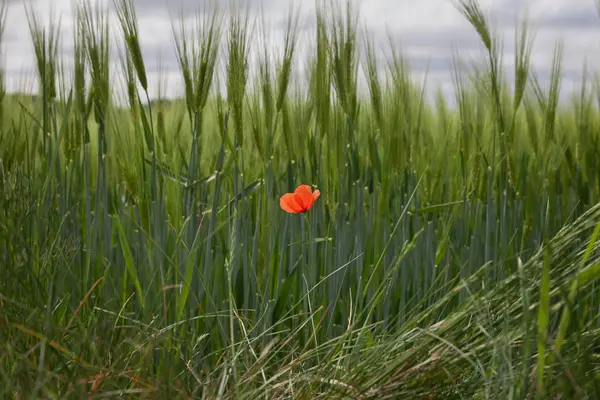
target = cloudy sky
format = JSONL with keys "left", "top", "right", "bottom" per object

{"left": 2, "top": 0, "right": 600, "bottom": 102}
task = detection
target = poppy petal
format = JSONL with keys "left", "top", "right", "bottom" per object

{"left": 294, "top": 185, "right": 314, "bottom": 211}
{"left": 312, "top": 189, "right": 320, "bottom": 201}
{"left": 280, "top": 193, "right": 303, "bottom": 213}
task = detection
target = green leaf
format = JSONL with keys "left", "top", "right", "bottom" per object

{"left": 139, "top": 97, "right": 154, "bottom": 152}
{"left": 114, "top": 216, "right": 145, "bottom": 310}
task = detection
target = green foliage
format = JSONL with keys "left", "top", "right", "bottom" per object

{"left": 2, "top": 0, "right": 600, "bottom": 398}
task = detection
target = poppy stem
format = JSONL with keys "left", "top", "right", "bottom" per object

{"left": 300, "top": 214, "right": 306, "bottom": 285}
{"left": 300, "top": 213, "right": 307, "bottom": 343}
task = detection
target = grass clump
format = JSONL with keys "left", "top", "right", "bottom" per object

{"left": 2, "top": 0, "right": 600, "bottom": 398}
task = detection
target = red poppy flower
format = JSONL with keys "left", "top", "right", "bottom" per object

{"left": 280, "top": 184, "right": 320, "bottom": 214}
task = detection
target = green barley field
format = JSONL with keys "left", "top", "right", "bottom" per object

{"left": 3, "top": 0, "right": 600, "bottom": 398}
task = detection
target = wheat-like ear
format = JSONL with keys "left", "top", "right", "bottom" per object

{"left": 0, "top": 0, "right": 6, "bottom": 53}
{"left": 169, "top": 1, "right": 222, "bottom": 119}
{"left": 453, "top": 0, "right": 492, "bottom": 51}
{"left": 114, "top": 0, "right": 147, "bottom": 92}
{"left": 0, "top": 0, "right": 7, "bottom": 120}
{"left": 226, "top": 1, "right": 252, "bottom": 148}
{"left": 329, "top": 0, "right": 360, "bottom": 122}
{"left": 275, "top": 4, "right": 300, "bottom": 114}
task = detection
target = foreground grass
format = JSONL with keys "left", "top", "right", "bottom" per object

{"left": 2, "top": 0, "right": 600, "bottom": 398}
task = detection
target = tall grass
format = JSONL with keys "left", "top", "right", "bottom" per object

{"left": 2, "top": 0, "right": 600, "bottom": 398}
